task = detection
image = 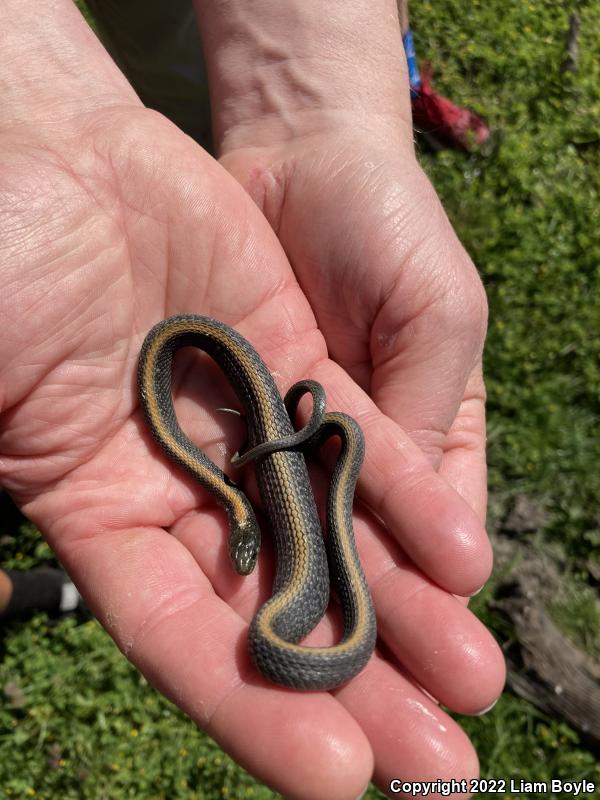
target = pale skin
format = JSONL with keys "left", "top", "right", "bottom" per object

{"left": 0, "top": 2, "right": 505, "bottom": 798}
{"left": 0, "top": 570, "right": 11, "bottom": 612}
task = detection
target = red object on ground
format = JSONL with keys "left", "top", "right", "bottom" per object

{"left": 411, "top": 64, "right": 491, "bottom": 151}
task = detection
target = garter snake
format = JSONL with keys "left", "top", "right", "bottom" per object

{"left": 138, "top": 315, "right": 376, "bottom": 690}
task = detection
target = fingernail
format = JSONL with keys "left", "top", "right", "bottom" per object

{"left": 468, "top": 584, "right": 485, "bottom": 597}
{"left": 474, "top": 697, "right": 499, "bottom": 716}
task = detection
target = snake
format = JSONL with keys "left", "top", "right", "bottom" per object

{"left": 137, "top": 314, "right": 376, "bottom": 690}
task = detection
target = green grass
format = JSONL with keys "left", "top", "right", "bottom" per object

{"left": 415, "top": 0, "right": 600, "bottom": 565}
{"left": 0, "top": 615, "right": 274, "bottom": 800}
{"left": 2, "top": 1, "right": 599, "bottom": 798}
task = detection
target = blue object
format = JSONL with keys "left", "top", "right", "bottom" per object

{"left": 402, "top": 28, "right": 421, "bottom": 96}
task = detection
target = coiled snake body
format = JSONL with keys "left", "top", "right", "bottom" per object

{"left": 138, "top": 315, "right": 376, "bottom": 690}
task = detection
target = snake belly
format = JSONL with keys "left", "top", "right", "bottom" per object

{"left": 138, "top": 314, "right": 376, "bottom": 690}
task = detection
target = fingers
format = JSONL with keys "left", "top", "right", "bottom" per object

{"left": 337, "top": 655, "right": 480, "bottom": 799}
{"left": 179, "top": 499, "right": 504, "bottom": 717}
{"left": 437, "top": 369, "right": 488, "bottom": 522}
{"left": 358, "top": 507, "right": 505, "bottom": 715}
{"left": 235, "top": 143, "right": 489, "bottom": 532}
{"left": 370, "top": 235, "right": 488, "bottom": 475}
{"left": 229, "top": 308, "right": 492, "bottom": 597}
{"left": 49, "top": 522, "right": 374, "bottom": 800}
{"left": 304, "top": 358, "right": 493, "bottom": 597}
{"left": 366, "top": 189, "right": 489, "bottom": 545}
{"left": 161, "top": 305, "right": 492, "bottom": 599}
{"left": 175, "top": 500, "right": 503, "bottom": 797}
{"left": 24, "top": 346, "right": 499, "bottom": 800}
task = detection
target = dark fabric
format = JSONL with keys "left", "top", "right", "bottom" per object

{"left": 84, "top": 0, "right": 213, "bottom": 150}
{"left": 0, "top": 568, "right": 65, "bottom": 621}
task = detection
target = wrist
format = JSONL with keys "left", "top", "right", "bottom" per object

{"left": 194, "top": 0, "right": 413, "bottom": 153}
{"left": 1, "top": 0, "right": 138, "bottom": 136}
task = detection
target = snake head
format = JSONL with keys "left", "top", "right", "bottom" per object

{"left": 228, "top": 518, "right": 261, "bottom": 576}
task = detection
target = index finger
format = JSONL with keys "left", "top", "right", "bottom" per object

{"left": 251, "top": 326, "right": 493, "bottom": 598}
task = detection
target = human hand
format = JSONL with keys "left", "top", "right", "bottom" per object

{"left": 217, "top": 128, "right": 498, "bottom": 800}
{"left": 198, "top": 0, "right": 489, "bottom": 558}
{"left": 196, "top": 1, "right": 504, "bottom": 794}
{"left": 222, "top": 129, "right": 489, "bottom": 551}
{"left": 0, "top": 2, "right": 504, "bottom": 798}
